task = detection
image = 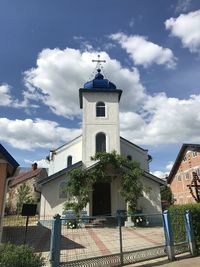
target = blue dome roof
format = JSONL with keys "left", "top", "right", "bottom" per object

{"left": 84, "top": 69, "right": 116, "bottom": 89}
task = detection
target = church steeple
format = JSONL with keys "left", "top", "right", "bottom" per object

{"left": 79, "top": 61, "right": 123, "bottom": 167}
{"left": 79, "top": 68, "right": 122, "bottom": 108}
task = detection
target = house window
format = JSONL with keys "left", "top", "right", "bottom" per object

{"left": 59, "top": 181, "right": 68, "bottom": 198}
{"left": 196, "top": 169, "right": 200, "bottom": 176}
{"left": 96, "top": 132, "right": 106, "bottom": 153}
{"left": 96, "top": 102, "right": 105, "bottom": 117}
{"left": 127, "top": 155, "right": 132, "bottom": 161}
{"left": 192, "top": 151, "right": 198, "bottom": 157}
{"left": 185, "top": 172, "right": 190, "bottom": 180}
{"left": 67, "top": 155, "right": 72, "bottom": 167}
{"left": 183, "top": 156, "right": 187, "bottom": 162}
{"left": 177, "top": 175, "right": 182, "bottom": 181}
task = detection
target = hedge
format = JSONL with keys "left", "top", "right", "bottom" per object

{"left": 168, "top": 203, "right": 200, "bottom": 249}
{"left": 0, "top": 243, "right": 45, "bottom": 267}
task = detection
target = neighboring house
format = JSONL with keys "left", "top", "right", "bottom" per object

{"left": 0, "top": 144, "right": 19, "bottom": 242}
{"left": 8, "top": 163, "right": 48, "bottom": 214}
{"left": 168, "top": 144, "right": 200, "bottom": 205}
{"left": 39, "top": 68, "right": 166, "bottom": 219}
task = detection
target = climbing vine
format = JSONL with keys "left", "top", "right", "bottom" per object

{"left": 64, "top": 151, "right": 143, "bottom": 215}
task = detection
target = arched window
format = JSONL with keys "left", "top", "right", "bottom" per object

{"left": 96, "top": 132, "right": 106, "bottom": 153}
{"left": 67, "top": 156, "right": 72, "bottom": 167}
{"left": 127, "top": 155, "right": 132, "bottom": 161}
{"left": 96, "top": 102, "right": 105, "bottom": 117}
{"left": 59, "top": 181, "right": 68, "bottom": 198}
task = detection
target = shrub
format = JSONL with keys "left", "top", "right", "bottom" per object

{"left": 0, "top": 243, "right": 45, "bottom": 267}
{"left": 169, "top": 203, "right": 200, "bottom": 248}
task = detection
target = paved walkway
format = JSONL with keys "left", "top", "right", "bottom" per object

{"left": 127, "top": 255, "right": 200, "bottom": 267}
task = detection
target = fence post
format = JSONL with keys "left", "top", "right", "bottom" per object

{"left": 185, "top": 210, "right": 197, "bottom": 256}
{"left": 50, "top": 214, "right": 61, "bottom": 267}
{"left": 117, "top": 213, "right": 123, "bottom": 266}
{"left": 162, "top": 210, "right": 175, "bottom": 261}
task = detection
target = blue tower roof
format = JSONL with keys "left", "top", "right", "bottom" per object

{"left": 84, "top": 69, "right": 116, "bottom": 90}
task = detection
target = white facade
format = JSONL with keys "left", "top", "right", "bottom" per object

{"left": 39, "top": 69, "right": 165, "bottom": 219}
{"left": 48, "top": 135, "right": 82, "bottom": 176}
{"left": 82, "top": 92, "right": 120, "bottom": 167}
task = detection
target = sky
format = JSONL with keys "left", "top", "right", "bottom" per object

{"left": 0, "top": 0, "right": 200, "bottom": 177}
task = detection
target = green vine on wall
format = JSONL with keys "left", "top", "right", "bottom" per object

{"left": 64, "top": 151, "right": 143, "bottom": 215}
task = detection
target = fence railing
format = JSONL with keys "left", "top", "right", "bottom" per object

{"left": 1, "top": 210, "right": 197, "bottom": 267}
{"left": 1, "top": 215, "right": 53, "bottom": 264}
{"left": 49, "top": 210, "right": 196, "bottom": 267}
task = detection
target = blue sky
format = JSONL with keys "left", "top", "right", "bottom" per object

{"left": 0, "top": 0, "right": 200, "bottom": 177}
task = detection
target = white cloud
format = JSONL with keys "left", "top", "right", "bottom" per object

{"left": 0, "top": 83, "right": 37, "bottom": 109}
{"left": 175, "top": 0, "right": 192, "bottom": 13}
{"left": 0, "top": 84, "right": 13, "bottom": 106}
{"left": 120, "top": 93, "right": 200, "bottom": 145}
{"left": 110, "top": 33, "right": 177, "bottom": 68}
{"left": 166, "top": 161, "right": 174, "bottom": 171}
{"left": 24, "top": 158, "right": 49, "bottom": 168}
{"left": 165, "top": 10, "right": 200, "bottom": 53}
{"left": 0, "top": 118, "right": 81, "bottom": 150}
{"left": 151, "top": 161, "right": 174, "bottom": 179}
{"left": 24, "top": 48, "right": 147, "bottom": 117}
{"left": 2, "top": 46, "right": 199, "bottom": 154}
{"left": 151, "top": 171, "right": 168, "bottom": 179}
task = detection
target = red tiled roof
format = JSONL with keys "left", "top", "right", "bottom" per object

{"left": 10, "top": 168, "right": 42, "bottom": 187}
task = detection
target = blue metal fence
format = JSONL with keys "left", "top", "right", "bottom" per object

{"left": 48, "top": 210, "right": 195, "bottom": 267}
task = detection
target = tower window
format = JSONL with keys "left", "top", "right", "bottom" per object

{"left": 67, "top": 156, "right": 72, "bottom": 167}
{"left": 96, "top": 102, "right": 105, "bottom": 117}
{"left": 96, "top": 132, "right": 106, "bottom": 153}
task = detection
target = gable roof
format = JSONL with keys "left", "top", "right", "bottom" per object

{"left": 168, "top": 143, "right": 200, "bottom": 184}
{"left": 0, "top": 143, "right": 19, "bottom": 169}
{"left": 144, "top": 171, "right": 166, "bottom": 186}
{"left": 38, "top": 161, "right": 83, "bottom": 185}
{"left": 120, "top": 136, "right": 148, "bottom": 152}
{"left": 10, "top": 168, "right": 45, "bottom": 187}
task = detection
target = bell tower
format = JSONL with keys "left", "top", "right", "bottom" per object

{"left": 79, "top": 63, "right": 123, "bottom": 167}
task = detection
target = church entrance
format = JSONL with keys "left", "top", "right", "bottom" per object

{"left": 92, "top": 183, "right": 111, "bottom": 216}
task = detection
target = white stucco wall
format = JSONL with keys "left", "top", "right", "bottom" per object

{"left": 48, "top": 136, "right": 82, "bottom": 175}
{"left": 82, "top": 92, "right": 120, "bottom": 167}
{"left": 120, "top": 138, "right": 149, "bottom": 171}
{"left": 138, "top": 176, "right": 162, "bottom": 214}
{"left": 40, "top": 175, "right": 68, "bottom": 217}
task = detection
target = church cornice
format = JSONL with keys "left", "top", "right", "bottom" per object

{"left": 79, "top": 88, "right": 122, "bottom": 108}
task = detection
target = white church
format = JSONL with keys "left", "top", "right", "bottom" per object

{"left": 39, "top": 66, "right": 165, "bottom": 219}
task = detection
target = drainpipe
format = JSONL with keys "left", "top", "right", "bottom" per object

{"left": 0, "top": 176, "right": 14, "bottom": 243}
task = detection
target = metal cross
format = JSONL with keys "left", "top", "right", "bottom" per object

{"left": 92, "top": 54, "right": 106, "bottom": 64}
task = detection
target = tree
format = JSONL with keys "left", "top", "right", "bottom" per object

{"left": 64, "top": 151, "right": 143, "bottom": 215}
{"left": 160, "top": 185, "right": 173, "bottom": 208}
{"left": 16, "top": 183, "right": 33, "bottom": 214}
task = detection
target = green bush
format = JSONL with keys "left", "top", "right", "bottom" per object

{"left": 0, "top": 243, "right": 45, "bottom": 267}
{"left": 169, "top": 203, "right": 200, "bottom": 248}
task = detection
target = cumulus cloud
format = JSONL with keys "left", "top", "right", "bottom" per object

{"left": 120, "top": 93, "right": 200, "bottom": 145}
{"left": 175, "top": 0, "right": 192, "bottom": 13}
{"left": 24, "top": 158, "right": 49, "bottom": 168}
{"left": 0, "top": 83, "right": 37, "bottom": 109}
{"left": 2, "top": 46, "right": 200, "bottom": 154}
{"left": 151, "top": 171, "right": 168, "bottom": 179}
{"left": 165, "top": 10, "right": 200, "bottom": 53}
{"left": 0, "top": 84, "right": 12, "bottom": 106}
{"left": 24, "top": 48, "right": 147, "bottom": 117}
{"left": 0, "top": 118, "right": 81, "bottom": 150}
{"left": 151, "top": 161, "right": 174, "bottom": 179}
{"left": 110, "top": 33, "right": 177, "bottom": 68}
